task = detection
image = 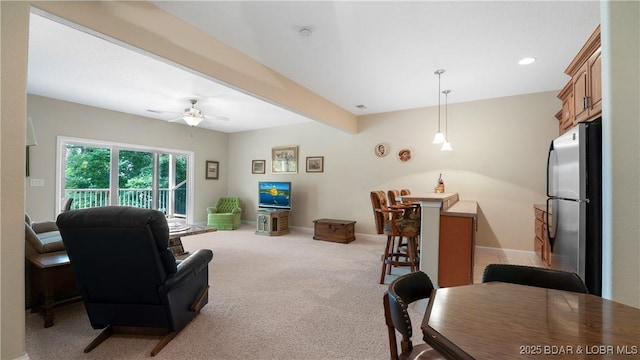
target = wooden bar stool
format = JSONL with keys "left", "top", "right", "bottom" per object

{"left": 370, "top": 191, "right": 420, "bottom": 284}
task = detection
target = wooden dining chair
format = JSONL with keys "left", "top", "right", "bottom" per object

{"left": 370, "top": 191, "right": 420, "bottom": 284}
{"left": 482, "top": 264, "right": 589, "bottom": 293}
{"left": 384, "top": 271, "right": 444, "bottom": 360}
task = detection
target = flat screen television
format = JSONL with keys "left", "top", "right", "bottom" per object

{"left": 258, "top": 181, "right": 292, "bottom": 210}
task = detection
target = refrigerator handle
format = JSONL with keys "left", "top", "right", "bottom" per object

{"left": 546, "top": 197, "right": 557, "bottom": 251}
{"left": 546, "top": 141, "right": 555, "bottom": 197}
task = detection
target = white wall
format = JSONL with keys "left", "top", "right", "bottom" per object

{"left": 26, "top": 95, "right": 229, "bottom": 223}
{"left": 601, "top": 0, "right": 640, "bottom": 306}
{"left": 230, "top": 91, "right": 560, "bottom": 251}
{"left": 1, "top": 2, "right": 30, "bottom": 359}
{"left": 29, "top": 91, "right": 559, "bottom": 253}
{"left": 2, "top": 3, "right": 637, "bottom": 359}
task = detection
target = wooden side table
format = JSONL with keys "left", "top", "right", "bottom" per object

{"left": 27, "top": 251, "right": 79, "bottom": 328}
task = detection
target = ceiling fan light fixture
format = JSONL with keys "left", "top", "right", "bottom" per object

{"left": 182, "top": 99, "right": 204, "bottom": 126}
{"left": 183, "top": 109, "right": 203, "bottom": 126}
{"left": 183, "top": 115, "right": 203, "bottom": 127}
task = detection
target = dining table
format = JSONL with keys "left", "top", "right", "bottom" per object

{"left": 421, "top": 282, "right": 640, "bottom": 359}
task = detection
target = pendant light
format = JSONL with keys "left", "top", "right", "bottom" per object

{"left": 441, "top": 89, "right": 453, "bottom": 151}
{"left": 432, "top": 69, "right": 446, "bottom": 144}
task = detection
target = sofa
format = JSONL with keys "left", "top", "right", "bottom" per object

{"left": 25, "top": 213, "right": 68, "bottom": 309}
{"left": 207, "top": 197, "right": 242, "bottom": 230}
{"left": 25, "top": 198, "right": 73, "bottom": 256}
{"left": 25, "top": 213, "right": 66, "bottom": 257}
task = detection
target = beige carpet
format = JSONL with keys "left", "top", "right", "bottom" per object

{"left": 25, "top": 224, "right": 418, "bottom": 359}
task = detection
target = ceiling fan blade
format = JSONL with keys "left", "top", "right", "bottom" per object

{"left": 204, "top": 114, "right": 229, "bottom": 121}
{"left": 149, "top": 99, "right": 226, "bottom": 128}
{"left": 147, "top": 109, "right": 181, "bottom": 115}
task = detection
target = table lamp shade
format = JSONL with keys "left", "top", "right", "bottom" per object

{"left": 26, "top": 116, "right": 38, "bottom": 146}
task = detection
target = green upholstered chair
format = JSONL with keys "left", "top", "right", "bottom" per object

{"left": 207, "top": 197, "right": 242, "bottom": 230}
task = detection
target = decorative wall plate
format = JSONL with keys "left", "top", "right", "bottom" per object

{"left": 397, "top": 148, "right": 412, "bottom": 162}
{"left": 375, "top": 143, "right": 389, "bottom": 157}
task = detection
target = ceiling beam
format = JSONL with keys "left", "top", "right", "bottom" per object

{"left": 32, "top": 0, "right": 358, "bottom": 133}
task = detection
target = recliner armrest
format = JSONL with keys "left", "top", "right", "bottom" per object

{"left": 206, "top": 207, "right": 218, "bottom": 214}
{"left": 31, "top": 220, "right": 59, "bottom": 234}
{"left": 159, "top": 249, "right": 213, "bottom": 294}
{"left": 25, "top": 224, "right": 43, "bottom": 251}
{"left": 231, "top": 207, "right": 242, "bottom": 214}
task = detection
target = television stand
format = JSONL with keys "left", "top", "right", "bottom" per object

{"left": 256, "top": 209, "right": 289, "bottom": 236}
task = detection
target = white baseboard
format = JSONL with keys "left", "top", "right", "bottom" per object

{"left": 475, "top": 245, "right": 539, "bottom": 261}
{"left": 242, "top": 220, "right": 383, "bottom": 241}
{"left": 241, "top": 220, "right": 537, "bottom": 260}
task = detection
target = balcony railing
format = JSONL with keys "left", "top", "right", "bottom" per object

{"left": 64, "top": 188, "right": 186, "bottom": 216}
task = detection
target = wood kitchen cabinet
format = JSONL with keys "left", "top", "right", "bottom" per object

{"left": 558, "top": 82, "right": 575, "bottom": 133}
{"left": 533, "top": 205, "right": 551, "bottom": 267}
{"left": 557, "top": 25, "right": 601, "bottom": 133}
{"left": 573, "top": 48, "right": 602, "bottom": 122}
{"left": 439, "top": 214, "right": 475, "bottom": 287}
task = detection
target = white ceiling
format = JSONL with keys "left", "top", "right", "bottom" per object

{"left": 27, "top": 1, "right": 600, "bottom": 133}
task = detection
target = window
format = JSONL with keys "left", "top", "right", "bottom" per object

{"left": 57, "top": 137, "right": 195, "bottom": 222}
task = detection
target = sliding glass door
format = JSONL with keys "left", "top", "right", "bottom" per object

{"left": 58, "top": 137, "right": 193, "bottom": 220}
{"left": 158, "top": 152, "right": 188, "bottom": 218}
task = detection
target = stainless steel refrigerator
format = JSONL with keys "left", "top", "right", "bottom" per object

{"left": 546, "top": 118, "right": 602, "bottom": 296}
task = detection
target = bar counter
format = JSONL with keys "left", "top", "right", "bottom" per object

{"left": 399, "top": 192, "right": 478, "bottom": 287}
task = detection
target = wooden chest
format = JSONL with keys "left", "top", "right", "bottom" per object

{"left": 313, "top": 219, "right": 356, "bottom": 243}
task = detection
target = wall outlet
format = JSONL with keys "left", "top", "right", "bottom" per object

{"left": 30, "top": 179, "right": 44, "bottom": 187}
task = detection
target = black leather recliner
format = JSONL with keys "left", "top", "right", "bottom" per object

{"left": 56, "top": 206, "right": 214, "bottom": 356}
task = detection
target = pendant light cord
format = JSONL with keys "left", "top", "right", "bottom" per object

{"left": 435, "top": 70, "right": 444, "bottom": 132}
{"left": 444, "top": 90, "right": 448, "bottom": 137}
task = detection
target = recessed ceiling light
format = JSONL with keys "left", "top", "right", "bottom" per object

{"left": 518, "top": 57, "right": 537, "bottom": 65}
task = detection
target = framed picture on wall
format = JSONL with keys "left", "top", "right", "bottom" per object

{"left": 375, "top": 143, "right": 389, "bottom": 157}
{"left": 206, "top": 161, "right": 219, "bottom": 179}
{"left": 306, "top": 156, "right": 324, "bottom": 173}
{"left": 252, "top": 160, "right": 265, "bottom": 174}
{"left": 271, "top": 146, "right": 298, "bottom": 174}
{"left": 397, "top": 148, "right": 412, "bottom": 162}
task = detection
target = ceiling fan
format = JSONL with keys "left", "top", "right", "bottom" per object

{"left": 147, "top": 99, "right": 229, "bottom": 127}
